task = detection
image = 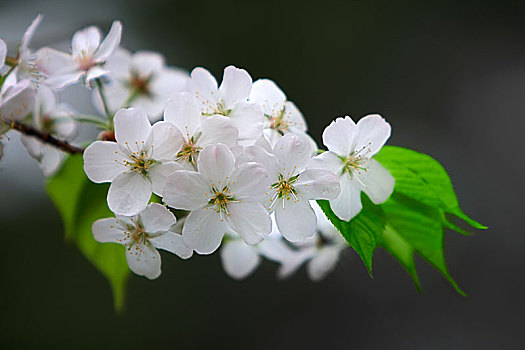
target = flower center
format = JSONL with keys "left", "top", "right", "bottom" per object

{"left": 176, "top": 137, "right": 202, "bottom": 165}
{"left": 269, "top": 173, "right": 300, "bottom": 210}
{"left": 128, "top": 74, "right": 151, "bottom": 95}
{"left": 125, "top": 148, "right": 156, "bottom": 176}
{"left": 202, "top": 100, "right": 231, "bottom": 117}
{"left": 340, "top": 144, "right": 372, "bottom": 176}
{"left": 76, "top": 53, "right": 95, "bottom": 71}
{"left": 266, "top": 110, "right": 289, "bottom": 135}
{"left": 208, "top": 184, "right": 236, "bottom": 220}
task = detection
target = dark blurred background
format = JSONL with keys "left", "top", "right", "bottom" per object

{"left": 0, "top": 0, "right": 524, "bottom": 348}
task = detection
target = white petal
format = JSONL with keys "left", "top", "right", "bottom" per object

{"left": 163, "top": 92, "right": 201, "bottom": 138}
{"left": 284, "top": 101, "right": 307, "bottom": 133}
{"left": 228, "top": 102, "right": 264, "bottom": 140}
{"left": 183, "top": 208, "right": 227, "bottom": 254}
{"left": 107, "top": 172, "right": 152, "bottom": 216}
{"left": 355, "top": 159, "right": 395, "bottom": 204}
{"left": 354, "top": 114, "right": 391, "bottom": 157}
{"left": 83, "top": 141, "right": 126, "bottom": 183}
{"left": 131, "top": 95, "right": 164, "bottom": 120}
{"left": 104, "top": 48, "right": 131, "bottom": 80}
{"left": 92, "top": 217, "right": 126, "bottom": 244}
{"left": 72, "top": 26, "right": 101, "bottom": 57}
{"left": 85, "top": 67, "right": 110, "bottom": 85}
{"left": 149, "top": 161, "right": 184, "bottom": 196}
{"left": 225, "top": 199, "right": 271, "bottom": 245}
{"left": 150, "top": 121, "right": 183, "bottom": 161}
{"left": 163, "top": 170, "right": 209, "bottom": 210}
{"left": 322, "top": 116, "right": 357, "bottom": 156}
{"left": 114, "top": 108, "right": 152, "bottom": 147}
{"left": 221, "top": 240, "right": 261, "bottom": 280}
{"left": 198, "top": 115, "right": 238, "bottom": 147}
{"left": 229, "top": 162, "right": 270, "bottom": 198}
{"left": 35, "top": 47, "right": 77, "bottom": 76}
{"left": 0, "top": 39, "right": 6, "bottom": 68}
{"left": 0, "top": 80, "right": 36, "bottom": 121}
{"left": 188, "top": 67, "right": 218, "bottom": 109}
{"left": 20, "top": 135, "right": 43, "bottom": 158}
{"left": 139, "top": 202, "right": 177, "bottom": 233}
{"left": 149, "top": 231, "right": 193, "bottom": 259}
{"left": 274, "top": 198, "right": 317, "bottom": 242}
{"left": 94, "top": 21, "right": 122, "bottom": 62}
{"left": 273, "top": 133, "right": 312, "bottom": 173}
{"left": 40, "top": 146, "right": 63, "bottom": 177}
{"left": 306, "top": 246, "right": 342, "bottom": 282}
{"left": 129, "top": 50, "right": 164, "bottom": 78}
{"left": 295, "top": 169, "right": 341, "bottom": 200}
{"left": 21, "top": 15, "right": 42, "bottom": 51}
{"left": 197, "top": 143, "right": 234, "bottom": 182}
{"left": 331, "top": 174, "right": 362, "bottom": 221}
{"left": 240, "top": 144, "right": 280, "bottom": 178}
{"left": 125, "top": 241, "right": 161, "bottom": 279}
{"left": 308, "top": 151, "right": 343, "bottom": 175}
{"left": 43, "top": 71, "right": 83, "bottom": 89}
{"left": 150, "top": 67, "right": 188, "bottom": 96}
{"left": 219, "top": 65, "right": 252, "bottom": 108}
{"left": 277, "top": 249, "right": 316, "bottom": 279}
{"left": 250, "top": 79, "right": 286, "bottom": 116}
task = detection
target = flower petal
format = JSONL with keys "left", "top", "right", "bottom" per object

{"left": 163, "top": 170, "right": 209, "bottom": 210}
{"left": 225, "top": 199, "right": 271, "bottom": 245}
{"left": 92, "top": 217, "right": 126, "bottom": 244}
{"left": 197, "top": 143, "right": 234, "bottom": 182}
{"left": 36, "top": 47, "right": 77, "bottom": 76}
{"left": 129, "top": 50, "right": 164, "bottom": 78}
{"left": 0, "top": 39, "right": 6, "bottom": 68}
{"left": 83, "top": 141, "right": 127, "bottom": 183}
{"left": 150, "top": 67, "right": 188, "bottom": 97}
{"left": 0, "top": 80, "right": 36, "bottom": 121}
{"left": 228, "top": 101, "right": 264, "bottom": 140}
{"left": 107, "top": 172, "right": 151, "bottom": 216}
{"left": 40, "top": 146, "right": 63, "bottom": 177}
{"left": 44, "top": 71, "right": 83, "bottom": 89}
{"left": 356, "top": 159, "right": 395, "bottom": 204}
{"left": 94, "top": 21, "right": 122, "bottom": 62}
{"left": 188, "top": 67, "right": 219, "bottom": 111}
{"left": 274, "top": 197, "right": 317, "bottom": 242}
{"left": 72, "top": 26, "right": 101, "bottom": 57}
{"left": 295, "top": 169, "right": 341, "bottom": 200}
{"left": 219, "top": 65, "right": 252, "bottom": 108}
{"left": 163, "top": 92, "right": 201, "bottom": 138}
{"left": 273, "top": 133, "right": 312, "bottom": 173}
{"left": 306, "top": 246, "right": 342, "bottom": 282}
{"left": 330, "top": 174, "right": 363, "bottom": 221}
{"left": 104, "top": 48, "right": 131, "bottom": 80}
{"left": 354, "top": 114, "right": 391, "bottom": 157}
{"left": 308, "top": 151, "right": 343, "bottom": 175}
{"left": 114, "top": 107, "right": 152, "bottom": 147}
{"left": 198, "top": 115, "right": 238, "bottom": 147}
{"left": 322, "top": 116, "right": 357, "bottom": 156}
{"left": 220, "top": 239, "right": 261, "bottom": 280}
{"left": 150, "top": 121, "right": 183, "bottom": 161}
{"left": 229, "top": 162, "right": 270, "bottom": 199}
{"left": 149, "top": 231, "right": 193, "bottom": 259}
{"left": 139, "top": 202, "right": 177, "bottom": 233}
{"left": 250, "top": 79, "right": 286, "bottom": 116}
{"left": 149, "top": 161, "right": 183, "bottom": 196}
{"left": 125, "top": 241, "right": 161, "bottom": 279}
{"left": 284, "top": 101, "right": 307, "bottom": 133}
{"left": 182, "top": 208, "right": 227, "bottom": 254}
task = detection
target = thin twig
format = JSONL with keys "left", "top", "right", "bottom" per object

{"left": 8, "top": 120, "right": 84, "bottom": 154}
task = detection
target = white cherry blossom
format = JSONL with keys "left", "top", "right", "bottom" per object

{"left": 94, "top": 49, "right": 188, "bottom": 120}
{"left": 0, "top": 75, "right": 36, "bottom": 125}
{"left": 15, "top": 15, "right": 44, "bottom": 85}
{"left": 20, "top": 86, "right": 77, "bottom": 176}
{"left": 163, "top": 91, "right": 238, "bottom": 170}
{"left": 242, "top": 133, "right": 341, "bottom": 242}
{"left": 250, "top": 78, "right": 316, "bottom": 151}
{"left": 163, "top": 143, "right": 272, "bottom": 254}
{"left": 188, "top": 65, "right": 264, "bottom": 140}
{"left": 92, "top": 203, "right": 192, "bottom": 279}
{"left": 83, "top": 107, "right": 183, "bottom": 216}
{"left": 309, "top": 115, "right": 395, "bottom": 221}
{"left": 36, "top": 21, "right": 122, "bottom": 89}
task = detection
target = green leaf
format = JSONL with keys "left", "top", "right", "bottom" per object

{"left": 375, "top": 146, "right": 486, "bottom": 230}
{"left": 46, "top": 155, "right": 129, "bottom": 310}
{"left": 318, "top": 196, "right": 384, "bottom": 275}
{"left": 382, "top": 194, "right": 466, "bottom": 296}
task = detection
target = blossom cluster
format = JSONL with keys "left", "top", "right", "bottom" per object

{"left": 0, "top": 17, "right": 395, "bottom": 281}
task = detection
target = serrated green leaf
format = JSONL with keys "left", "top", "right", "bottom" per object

{"left": 375, "top": 146, "right": 485, "bottom": 230}
{"left": 382, "top": 193, "right": 466, "bottom": 296}
{"left": 46, "top": 155, "right": 130, "bottom": 310}
{"left": 381, "top": 225, "right": 421, "bottom": 291}
{"left": 318, "top": 197, "right": 384, "bottom": 275}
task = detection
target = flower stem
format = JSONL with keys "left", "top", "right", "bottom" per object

{"left": 95, "top": 79, "right": 113, "bottom": 125}
{"left": 6, "top": 119, "right": 84, "bottom": 154}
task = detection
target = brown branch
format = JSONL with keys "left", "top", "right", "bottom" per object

{"left": 8, "top": 120, "right": 84, "bottom": 154}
